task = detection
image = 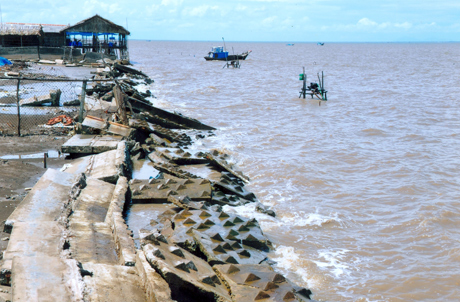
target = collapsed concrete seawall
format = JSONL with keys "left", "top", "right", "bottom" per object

{"left": 0, "top": 63, "right": 318, "bottom": 302}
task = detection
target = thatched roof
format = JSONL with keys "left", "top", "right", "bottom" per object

{"left": 0, "top": 22, "right": 67, "bottom": 36}
{"left": 0, "top": 23, "right": 42, "bottom": 36}
{"left": 61, "top": 14, "right": 130, "bottom": 35}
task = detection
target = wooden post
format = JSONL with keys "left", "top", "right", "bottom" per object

{"left": 113, "top": 84, "right": 128, "bottom": 125}
{"left": 79, "top": 80, "right": 87, "bottom": 123}
{"left": 302, "top": 67, "right": 306, "bottom": 99}
{"left": 16, "top": 78, "right": 20, "bottom": 136}
{"left": 37, "top": 37, "right": 41, "bottom": 60}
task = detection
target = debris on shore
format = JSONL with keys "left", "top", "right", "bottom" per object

{"left": 0, "top": 61, "right": 317, "bottom": 301}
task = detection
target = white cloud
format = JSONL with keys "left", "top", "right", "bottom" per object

{"left": 357, "top": 18, "right": 378, "bottom": 27}
{"left": 356, "top": 18, "right": 412, "bottom": 30}
{"left": 261, "top": 16, "right": 278, "bottom": 26}
{"left": 182, "top": 5, "right": 219, "bottom": 17}
{"left": 161, "top": 0, "right": 183, "bottom": 7}
{"left": 235, "top": 4, "right": 248, "bottom": 11}
{"left": 394, "top": 22, "right": 412, "bottom": 29}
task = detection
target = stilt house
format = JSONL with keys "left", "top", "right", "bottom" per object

{"left": 60, "top": 15, "right": 130, "bottom": 60}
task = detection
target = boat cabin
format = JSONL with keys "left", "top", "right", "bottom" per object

{"left": 208, "top": 46, "right": 228, "bottom": 59}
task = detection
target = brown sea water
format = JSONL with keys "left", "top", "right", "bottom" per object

{"left": 129, "top": 40, "right": 460, "bottom": 302}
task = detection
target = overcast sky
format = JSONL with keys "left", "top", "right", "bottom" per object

{"left": 1, "top": 0, "right": 459, "bottom": 42}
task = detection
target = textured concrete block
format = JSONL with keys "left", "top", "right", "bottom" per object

{"left": 153, "top": 147, "right": 208, "bottom": 165}
{"left": 130, "top": 176, "right": 211, "bottom": 203}
{"left": 214, "top": 264, "right": 314, "bottom": 302}
{"left": 158, "top": 208, "right": 272, "bottom": 266}
{"left": 143, "top": 242, "right": 231, "bottom": 302}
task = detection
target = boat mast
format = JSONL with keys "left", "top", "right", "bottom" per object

{"left": 222, "top": 37, "right": 226, "bottom": 52}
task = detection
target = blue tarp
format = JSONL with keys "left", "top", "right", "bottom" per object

{"left": 0, "top": 57, "right": 12, "bottom": 66}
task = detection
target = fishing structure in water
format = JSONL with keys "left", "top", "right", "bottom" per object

{"left": 299, "top": 67, "right": 327, "bottom": 101}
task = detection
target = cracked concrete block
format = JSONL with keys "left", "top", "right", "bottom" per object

{"left": 135, "top": 250, "right": 174, "bottom": 302}
{"left": 107, "top": 121, "right": 134, "bottom": 137}
{"left": 71, "top": 177, "right": 115, "bottom": 222}
{"left": 111, "top": 212, "right": 136, "bottom": 266}
{"left": 82, "top": 263, "right": 147, "bottom": 302}
{"left": 130, "top": 176, "right": 211, "bottom": 203}
{"left": 159, "top": 208, "right": 271, "bottom": 267}
{"left": 12, "top": 255, "right": 76, "bottom": 301}
{"left": 153, "top": 147, "right": 209, "bottom": 165}
{"left": 68, "top": 221, "right": 119, "bottom": 265}
{"left": 82, "top": 115, "right": 107, "bottom": 132}
{"left": 105, "top": 176, "right": 129, "bottom": 225}
{"left": 214, "top": 264, "right": 314, "bottom": 302}
{"left": 206, "top": 153, "right": 249, "bottom": 184}
{"left": 129, "top": 119, "right": 192, "bottom": 146}
{"left": 143, "top": 242, "right": 231, "bottom": 302}
{"left": 212, "top": 191, "right": 253, "bottom": 207}
{"left": 214, "top": 179, "right": 256, "bottom": 202}
{"left": 147, "top": 160, "right": 200, "bottom": 180}
{"left": 4, "top": 169, "right": 75, "bottom": 233}
{"left": 61, "top": 134, "right": 123, "bottom": 154}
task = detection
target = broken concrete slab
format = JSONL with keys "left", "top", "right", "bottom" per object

{"left": 212, "top": 191, "right": 253, "bottom": 207}
{"left": 214, "top": 180, "right": 256, "bottom": 202}
{"left": 85, "top": 149, "right": 125, "bottom": 184}
{"left": 148, "top": 161, "right": 200, "bottom": 180}
{"left": 82, "top": 263, "right": 147, "bottom": 302}
{"left": 130, "top": 176, "right": 212, "bottom": 203}
{"left": 4, "top": 169, "right": 75, "bottom": 232}
{"left": 93, "top": 176, "right": 136, "bottom": 267}
{"left": 61, "top": 134, "right": 123, "bottom": 154}
{"left": 213, "top": 264, "right": 314, "bottom": 302}
{"left": 3, "top": 221, "right": 64, "bottom": 262}
{"left": 70, "top": 177, "right": 115, "bottom": 222}
{"left": 107, "top": 121, "right": 133, "bottom": 137}
{"left": 153, "top": 147, "right": 208, "bottom": 165}
{"left": 19, "top": 89, "right": 61, "bottom": 107}
{"left": 136, "top": 250, "right": 174, "bottom": 302}
{"left": 143, "top": 241, "right": 232, "bottom": 302}
{"left": 11, "top": 256, "right": 80, "bottom": 302}
{"left": 68, "top": 221, "right": 119, "bottom": 265}
{"left": 207, "top": 153, "right": 250, "bottom": 184}
{"left": 163, "top": 208, "right": 272, "bottom": 266}
{"left": 129, "top": 119, "right": 192, "bottom": 146}
{"left": 126, "top": 99, "right": 215, "bottom": 131}
{"left": 82, "top": 115, "right": 107, "bottom": 132}
{"left": 139, "top": 112, "right": 190, "bottom": 130}
{"left": 0, "top": 284, "right": 11, "bottom": 302}
{"left": 60, "top": 142, "right": 127, "bottom": 184}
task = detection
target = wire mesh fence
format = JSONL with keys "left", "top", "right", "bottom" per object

{"left": 0, "top": 63, "right": 90, "bottom": 135}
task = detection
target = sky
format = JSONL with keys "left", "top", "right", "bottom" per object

{"left": 1, "top": 0, "right": 459, "bottom": 42}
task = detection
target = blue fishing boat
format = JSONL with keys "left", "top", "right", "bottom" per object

{"left": 204, "top": 46, "right": 251, "bottom": 61}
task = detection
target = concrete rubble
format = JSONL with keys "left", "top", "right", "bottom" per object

{"left": 0, "top": 63, "right": 317, "bottom": 301}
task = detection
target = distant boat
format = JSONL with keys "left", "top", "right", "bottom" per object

{"left": 286, "top": 43, "right": 295, "bottom": 46}
{"left": 204, "top": 46, "right": 251, "bottom": 61}
{"left": 317, "top": 42, "right": 324, "bottom": 46}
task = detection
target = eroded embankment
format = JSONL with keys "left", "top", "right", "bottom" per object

{"left": 0, "top": 63, "right": 317, "bottom": 302}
